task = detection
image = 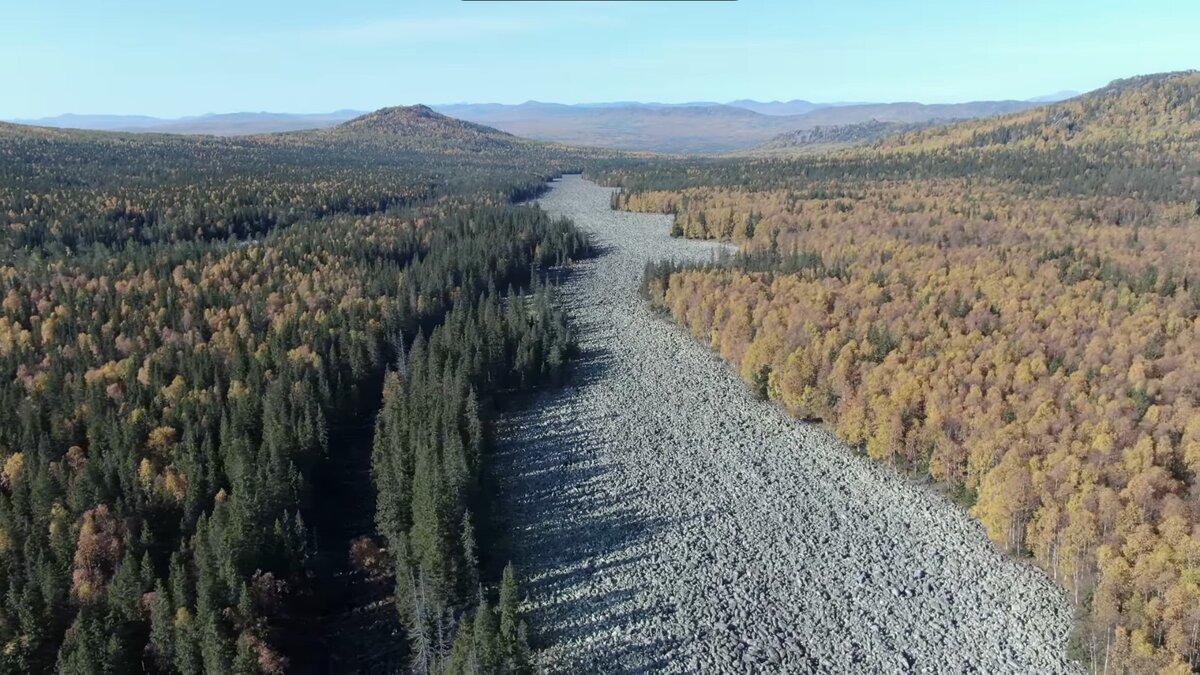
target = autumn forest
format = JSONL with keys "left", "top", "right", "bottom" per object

{"left": 2, "top": 61, "right": 1199, "bottom": 675}
{"left": 615, "top": 72, "right": 1200, "bottom": 673}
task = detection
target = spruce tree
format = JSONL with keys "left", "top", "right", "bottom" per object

{"left": 498, "top": 563, "right": 527, "bottom": 669}
{"left": 149, "top": 581, "right": 176, "bottom": 670}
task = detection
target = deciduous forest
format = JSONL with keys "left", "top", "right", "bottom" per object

{"left": 612, "top": 72, "right": 1200, "bottom": 673}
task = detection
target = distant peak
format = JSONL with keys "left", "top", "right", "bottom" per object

{"left": 367, "top": 104, "right": 435, "bottom": 116}
{"left": 335, "top": 104, "right": 515, "bottom": 142}
{"left": 341, "top": 105, "right": 445, "bottom": 128}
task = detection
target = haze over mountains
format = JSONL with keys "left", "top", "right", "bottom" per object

{"left": 7, "top": 110, "right": 367, "bottom": 136}
{"left": 10, "top": 93, "right": 1073, "bottom": 154}
{"left": 436, "top": 99, "right": 1054, "bottom": 153}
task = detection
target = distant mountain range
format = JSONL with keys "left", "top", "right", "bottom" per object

{"left": 726, "top": 100, "right": 831, "bottom": 116}
{"left": 8, "top": 92, "right": 1077, "bottom": 154}
{"left": 8, "top": 110, "right": 366, "bottom": 135}
{"left": 430, "top": 99, "right": 1049, "bottom": 153}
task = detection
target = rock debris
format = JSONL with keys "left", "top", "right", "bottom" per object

{"left": 492, "top": 175, "right": 1078, "bottom": 674}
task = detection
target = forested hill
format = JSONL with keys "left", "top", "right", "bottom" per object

{"left": 0, "top": 112, "right": 608, "bottom": 673}
{"left": 740, "top": 120, "right": 938, "bottom": 156}
{"left": 604, "top": 71, "right": 1200, "bottom": 206}
{"left": 328, "top": 105, "right": 521, "bottom": 150}
{"left": 879, "top": 70, "right": 1200, "bottom": 151}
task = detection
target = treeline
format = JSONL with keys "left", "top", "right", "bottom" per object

{"left": 373, "top": 283, "right": 571, "bottom": 673}
{"left": 0, "top": 115, "right": 595, "bottom": 672}
{"left": 624, "top": 73, "right": 1200, "bottom": 673}
{"left": 0, "top": 113, "right": 603, "bottom": 256}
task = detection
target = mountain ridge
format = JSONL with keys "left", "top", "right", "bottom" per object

{"left": 432, "top": 99, "right": 1044, "bottom": 153}
{"left": 8, "top": 110, "right": 366, "bottom": 135}
{"left": 877, "top": 70, "right": 1200, "bottom": 152}
{"left": 7, "top": 96, "right": 1050, "bottom": 149}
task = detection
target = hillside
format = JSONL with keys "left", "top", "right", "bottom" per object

{"left": 740, "top": 119, "right": 940, "bottom": 156}
{"left": 791, "top": 99, "right": 1039, "bottom": 127}
{"left": 324, "top": 104, "right": 527, "bottom": 154}
{"left": 337, "top": 104, "right": 508, "bottom": 136}
{"left": 881, "top": 71, "right": 1200, "bottom": 150}
{"left": 741, "top": 97, "right": 1057, "bottom": 155}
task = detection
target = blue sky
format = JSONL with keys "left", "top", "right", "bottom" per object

{"left": 2, "top": 0, "right": 1197, "bottom": 118}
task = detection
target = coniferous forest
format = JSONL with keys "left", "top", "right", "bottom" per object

{"left": 0, "top": 109, "right": 602, "bottom": 673}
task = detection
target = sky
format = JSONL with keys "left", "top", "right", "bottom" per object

{"left": 2, "top": 0, "right": 1197, "bottom": 119}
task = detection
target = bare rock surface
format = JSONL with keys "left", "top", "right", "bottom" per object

{"left": 492, "top": 175, "right": 1079, "bottom": 674}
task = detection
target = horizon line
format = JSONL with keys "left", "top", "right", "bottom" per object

{"left": 7, "top": 92, "right": 1083, "bottom": 122}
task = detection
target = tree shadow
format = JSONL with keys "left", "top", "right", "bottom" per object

{"left": 288, "top": 414, "right": 405, "bottom": 674}
{"left": 490, "top": 342, "right": 686, "bottom": 671}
